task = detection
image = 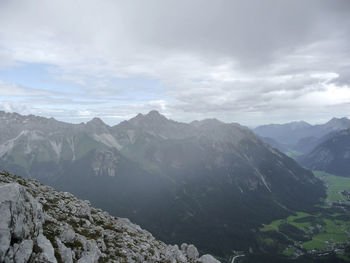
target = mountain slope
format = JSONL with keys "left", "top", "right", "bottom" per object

{"left": 0, "top": 171, "right": 219, "bottom": 263}
{"left": 254, "top": 121, "right": 313, "bottom": 145}
{"left": 0, "top": 110, "right": 326, "bottom": 259}
{"left": 299, "top": 129, "right": 350, "bottom": 177}
{"left": 254, "top": 118, "right": 350, "bottom": 155}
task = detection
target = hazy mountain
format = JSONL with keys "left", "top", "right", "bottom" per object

{"left": 299, "top": 128, "right": 350, "bottom": 177}
{"left": 254, "top": 118, "right": 350, "bottom": 155}
{"left": 292, "top": 136, "right": 321, "bottom": 155}
{"left": 0, "top": 171, "right": 219, "bottom": 263}
{"left": 254, "top": 121, "right": 313, "bottom": 145}
{"left": 258, "top": 136, "right": 290, "bottom": 153}
{"left": 0, "top": 110, "right": 326, "bottom": 259}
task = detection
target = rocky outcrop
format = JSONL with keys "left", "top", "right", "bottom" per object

{"left": 0, "top": 171, "right": 220, "bottom": 263}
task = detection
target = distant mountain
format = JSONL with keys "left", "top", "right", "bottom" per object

{"left": 0, "top": 171, "right": 219, "bottom": 263}
{"left": 322, "top": 117, "right": 350, "bottom": 132}
{"left": 254, "top": 121, "right": 313, "bottom": 145}
{"left": 258, "top": 136, "right": 290, "bottom": 153}
{"left": 292, "top": 136, "right": 321, "bottom": 155}
{"left": 299, "top": 128, "right": 350, "bottom": 177}
{"left": 0, "top": 110, "right": 325, "bottom": 259}
{"left": 254, "top": 118, "right": 350, "bottom": 155}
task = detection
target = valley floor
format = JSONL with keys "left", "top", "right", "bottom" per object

{"left": 247, "top": 171, "right": 350, "bottom": 262}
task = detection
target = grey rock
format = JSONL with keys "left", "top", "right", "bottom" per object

{"left": 77, "top": 240, "right": 101, "bottom": 263}
{"left": 13, "top": 240, "right": 33, "bottom": 263}
{"left": 0, "top": 183, "right": 42, "bottom": 262}
{"left": 59, "top": 226, "right": 76, "bottom": 243}
{"left": 56, "top": 238, "right": 73, "bottom": 263}
{"left": 199, "top": 254, "right": 221, "bottom": 263}
{"left": 181, "top": 243, "right": 188, "bottom": 252}
{"left": 186, "top": 244, "right": 199, "bottom": 260}
{"left": 0, "top": 172, "right": 221, "bottom": 263}
{"left": 37, "top": 234, "right": 57, "bottom": 263}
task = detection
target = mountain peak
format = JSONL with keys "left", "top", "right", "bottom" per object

{"left": 128, "top": 110, "right": 169, "bottom": 126}
{"left": 291, "top": 120, "right": 311, "bottom": 126}
{"left": 87, "top": 117, "right": 106, "bottom": 126}
{"left": 190, "top": 118, "right": 223, "bottom": 128}
{"left": 145, "top": 110, "right": 168, "bottom": 120}
{"left": 147, "top": 109, "right": 161, "bottom": 116}
{"left": 327, "top": 117, "right": 349, "bottom": 123}
{"left": 325, "top": 117, "right": 350, "bottom": 130}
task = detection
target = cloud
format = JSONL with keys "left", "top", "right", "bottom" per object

{"left": 0, "top": 80, "right": 51, "bottom": 96}
{"left": 0, "top": 0, "right": 350, "bottom": 125}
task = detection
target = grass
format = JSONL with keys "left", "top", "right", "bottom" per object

{"left": 302, "top": 239, "right": 327, "bottom": 250}
{"left": 263, "top": 214, "right": 350, "bottom": 251}
{"left": 313, "top": 170, "right": 350, "bottom": 203}
{"left": 260, "top": 171, "right": 350, "bottom": 255}
{"left": 284, "top": 247, "right": 296, "bottom": 256}
{"left": 261, "top": 219, "right": 283, "bottom": 232}
{"left": 261, "top": 212, "right": 312, "bottom": 233}
{"left": 299, "top": 212, "right": 350, "bottom": 251}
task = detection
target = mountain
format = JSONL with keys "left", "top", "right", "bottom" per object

{"left": 254, "top": 118, "right": 350, "bottom": 155}
{"left": 258, "top": 136, "right": 290, "bottom": 153}
{"left": 0, "top": 110, "right": 326, "bottom": 259}
{"left": 0, "top": 171, "right": 219, "bottom": 263}
{"left": 322, "top": 117, "right": 350, "bottom": 132}
{"left": 299, "top": 128, "right": 350, "bottom": 177}
{"left": 254, "top": 121, "right": 313, "bottom": 145}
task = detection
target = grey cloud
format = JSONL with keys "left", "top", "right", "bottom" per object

{"left": 118, "top": 0, "right": 350, "bottom": 66}
{"left": 0, "top": 81, "right": 52, "bottom": 96}
{"left": 0, "top": 0, "right": 350, "bottom": 125}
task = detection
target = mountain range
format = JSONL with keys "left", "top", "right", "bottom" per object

{"left": 0, "top": 110, "right": 326, "bottom": 259}
{"left": 254, "top": 117, "right": 350, "bottom": 156}
{"left": 254, "top": 117, "right": 350, "bottom": 178}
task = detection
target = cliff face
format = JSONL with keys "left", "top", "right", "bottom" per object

{"left": 0, "top": 172, "right": 220, "bottom": 263}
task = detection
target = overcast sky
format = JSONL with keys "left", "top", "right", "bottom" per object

{"left": 0, "top": 0, "right": 350, "bottom": 126}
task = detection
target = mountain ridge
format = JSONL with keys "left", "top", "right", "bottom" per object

{"left": 299, "top": 128, "right": 350, "bottom": 177}
{"left": 254, "top": 117, "right": 350, "bottom": 155}
{"left": 0, "top": 110, "right": 326, "bottom": 259}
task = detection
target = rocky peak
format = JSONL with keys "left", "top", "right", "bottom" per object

{"left": 86, "top": 117, "right": 107, "bottom": 127}
{"left": 86, "top": 117, "right": 110, "bottom": 134}
{"left": 324, "top": 117, "right": 350, "bottom": 130}
{"left": 128, "top": 110, "right": 170, "bottom": 127}
{"left": 190, "top": 118, "right": 223, "bottom": 128}
{"left": 288, "top": 121, "right": 312, "bottom": 129}
{"left": 147, "top": 110, "right": 164, "bottom": 118}
{"left": 0, "top": 171, "right": 220, "bottom": 263}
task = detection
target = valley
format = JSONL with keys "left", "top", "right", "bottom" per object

{"left": 248, "top": 171, "right": 350, "bottom": 262}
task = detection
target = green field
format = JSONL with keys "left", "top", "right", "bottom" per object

{"left": 259, "top": 171, "right": 350, "bottom": 258}
{"left": 261, "top": 212, "right": 312, "bottom": 233}
{"left": 302, "top": 218, "right": 350, "bottom": 250}
{"left": 314, "top": 170, "right": 350, "bottom": 202}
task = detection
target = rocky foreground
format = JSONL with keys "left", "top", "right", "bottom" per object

{"left": 0, "top": 171, "right": 220, "bottom": 263}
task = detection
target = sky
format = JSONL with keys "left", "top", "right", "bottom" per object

{"left": 0, "top": 0, "right": 350, "bottom": 126}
